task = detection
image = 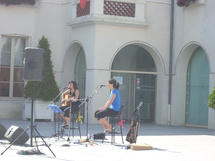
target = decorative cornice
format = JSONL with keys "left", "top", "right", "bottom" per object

{"left": 0, "top": 0, "right": 37, "bottom": 6}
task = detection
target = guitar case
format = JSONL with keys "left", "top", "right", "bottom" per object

{"left": 130, "top": 143, "right": 153, "bottom": 150}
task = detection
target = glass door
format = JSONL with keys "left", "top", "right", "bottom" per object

{"left": 135, "top": 74, "right": 156, "bottom": 123}
{"left": 112, "top": 72, "right": 156, "bottom": 123}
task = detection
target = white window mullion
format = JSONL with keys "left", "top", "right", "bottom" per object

{"left": 9, "top": 38, "right": 15, "bottom": 97}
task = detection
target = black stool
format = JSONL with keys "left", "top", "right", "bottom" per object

{"left": 108, "top": 105, "right": 124, "bottom": 144}
{"left": 70, "top": 111, "right": 82, "bottom": 138}
{"left": 63, "top": 110, "right": 82, "bottom": 140}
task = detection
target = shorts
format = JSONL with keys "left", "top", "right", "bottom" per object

{"left": 94, "top": 108, "right": 119, "bottom": 120}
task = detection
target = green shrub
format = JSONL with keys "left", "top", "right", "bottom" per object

{"left": 24, "top": 36, "right": 60, "bottom": 102}
{"left": 208, "top": 87, "right": 215, "bottom": 110}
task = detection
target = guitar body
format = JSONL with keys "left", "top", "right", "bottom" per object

{"left": 62, "top": 94, "right": 72, "bottom": 106}
{"left": 126, "top": 102, "right": 143, "bottom": 144}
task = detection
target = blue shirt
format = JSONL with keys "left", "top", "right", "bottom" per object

{"left": 109, "top": 89, "right": 120, "bottom": 111}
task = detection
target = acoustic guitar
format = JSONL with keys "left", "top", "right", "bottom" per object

{"left": 126, "top": 101, "right": 143, "bottom": 144}
{"left": 62, "top": 94, "right": 73, "bottom": 106}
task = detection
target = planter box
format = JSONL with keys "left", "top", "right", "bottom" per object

{"left": 24, "top": 100, "right": 54, "bottom": 121}
{"left": 188, "top": 0, "right": 205, "bottom": 7}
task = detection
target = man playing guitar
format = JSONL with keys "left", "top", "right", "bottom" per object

{"left": 60, "top": 80, "right": 80, "bottom": 128}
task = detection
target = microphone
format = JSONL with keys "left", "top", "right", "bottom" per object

{"left": 62, "top": 86, "right": 68, "bottom": 89}
{"left": 100, "top": 84, "right": 107, "bottom": 87}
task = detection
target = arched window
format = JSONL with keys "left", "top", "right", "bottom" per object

{"left": 112, "top": 45, "right": 156, "bottom": 72}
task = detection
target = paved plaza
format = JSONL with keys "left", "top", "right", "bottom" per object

{"left": 0, "top": 118, "right": 215, "bottom": 161}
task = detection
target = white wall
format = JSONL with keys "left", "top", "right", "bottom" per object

{"left": 1, "top": 0, "right": 215, "bottom": 129}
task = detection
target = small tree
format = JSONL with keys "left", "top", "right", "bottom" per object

{"left": 208, "top": 87, "right": 215, "bottom": 110}
{"left": 24, "top": 36, "right": 60, "bottom": 101}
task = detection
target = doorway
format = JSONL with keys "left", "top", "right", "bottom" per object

{"left": 111, "top": 44, "right": 157, "bottom": 123}
{"left": 111, "top": 72, "right": 156, "bottom": 122}
{"left": 186, "top": 47, "right": 209, "bottom": 126}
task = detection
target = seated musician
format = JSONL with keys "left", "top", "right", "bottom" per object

{"left": 60, "top": 80, "right": 80, "bottom": 128}
{"left": 94, "top": 78, "right": 121, "bottom": 133}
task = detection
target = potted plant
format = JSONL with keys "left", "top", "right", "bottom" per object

{"left": 177, "top": 0, "right": 197, "bottom": 7}
{"left": 24, "top": 36, "right": 60, "bottom": 121}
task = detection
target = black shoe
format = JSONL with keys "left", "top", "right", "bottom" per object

{"left": 62, "top": 125, "right": 69, "bottom": 129}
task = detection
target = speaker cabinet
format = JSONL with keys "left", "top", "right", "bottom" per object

{"left": 0, "top": 124, "right": 7, "bottom": 139}
{"left": 23, "top": 47, "right": 44, "bottom": 81}
{"left": 4, "top": 125, "right": 29, "bottom": 145}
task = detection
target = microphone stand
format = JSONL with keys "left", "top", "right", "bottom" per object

{"left": 46, "top": 88, "right": 67, "bottom": 110}
{"left": 79, "top": 85, "right": 104, "bottom": 141}
{"left": 46, "top": 87, "right": 67, "bottom": 139}
{"left": 47, "top": 87, "right": 68, "bottom": 108}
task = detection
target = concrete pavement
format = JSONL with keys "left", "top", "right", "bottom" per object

{"left": 0, "top": 118, "right": 215, "bottom": 161}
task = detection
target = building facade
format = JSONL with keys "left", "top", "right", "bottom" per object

{"left": 0, "top": 0, "right": 215, "bottom": 129}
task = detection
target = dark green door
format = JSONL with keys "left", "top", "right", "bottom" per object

{"left": 186, "top": 47, "right": 209, "bottom": 126}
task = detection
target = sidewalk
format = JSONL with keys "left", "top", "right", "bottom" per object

{"left": 0, "top": 118, "right": 215, "bottom": 161}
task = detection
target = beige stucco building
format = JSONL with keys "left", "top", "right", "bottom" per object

{"left": 0, "top": 0, "right": 215, "bottom": 129}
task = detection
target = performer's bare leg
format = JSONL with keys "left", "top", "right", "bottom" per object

{"left": 60, "top": 113, "right": 70, "bottom": 125}
{"left": 99, "top": 118, "right": 112, "bottom": 133}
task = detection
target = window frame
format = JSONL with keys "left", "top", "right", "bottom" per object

{"left": 0, "top": 35, "right": 29, "bottom": 97}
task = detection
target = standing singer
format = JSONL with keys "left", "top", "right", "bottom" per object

{"left": 60, "top": 80, "right": 80, "bottom": 128}
{"left": 95, "top": 78, "right": 121, "bottom": 133}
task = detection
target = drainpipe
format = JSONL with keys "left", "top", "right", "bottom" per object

{"left": 168, "top": 0, "right": 175, "bottom": 125}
